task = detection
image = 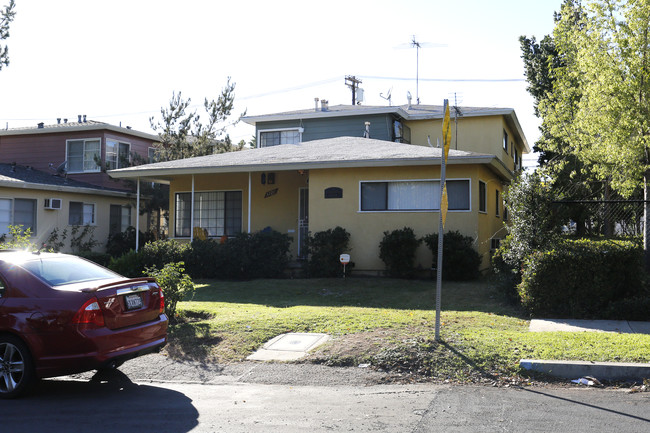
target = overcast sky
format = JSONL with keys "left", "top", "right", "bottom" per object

{"left": 0, "top": 0, "right": 563, "bottom": 168}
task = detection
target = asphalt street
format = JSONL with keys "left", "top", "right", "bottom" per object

{"left": 4, "top": 371, "right": 649, "bottom": 433}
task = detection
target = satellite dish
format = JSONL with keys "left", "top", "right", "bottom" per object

{"left": 51, "top": 161, "right": 68, "bottom": 176}
{"left": 380, "top": 88, "right": 393, "bottom": 106}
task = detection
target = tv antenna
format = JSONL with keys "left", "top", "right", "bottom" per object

{"left": 397, "top": 36, "right": 447, "bottom": 105}
{"left": 380, "top": 88, "right": 392, "bottom": 106}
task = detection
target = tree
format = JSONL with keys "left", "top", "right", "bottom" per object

{"left": 520, "top": 0, "right": 597, "bottom": 236}
{"left": 548, "top": 0, "right": 650, "bottom": 266}
{"left": 149, "top": 77, "right": 246, "bottom": 161}
{"left": 0, "top": 0, "right": 16, "bottom": 72}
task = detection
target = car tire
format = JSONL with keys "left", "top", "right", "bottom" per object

{"left": 0, "top": 335, "right": 36, "bottom": 399}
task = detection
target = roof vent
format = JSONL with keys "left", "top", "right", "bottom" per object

{"left": 37, "top": 122, "right": 44, "bottom": 129}
{"left": 364, "top": 121, "right": 370, "bottom": 138}
{"left": 321, "top": 99, "right": 328, "bottom": 111}
{"left": 57, "top": 118, "right": 61, "bottom": 124}
{"left": 78, "top": 115, "right": 82, "bottom": 123}
{"left": 64, "top": 118, "right": 68, "bottom": 123}
{"left": 314, "top": 97, "right": 319, "bottom": 112}
{"left": 83, "top": 114, "right": 87, "bottom": 123}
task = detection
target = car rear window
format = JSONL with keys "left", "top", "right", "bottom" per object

{"left": 20, "top": 256, "right": 120, "bottom": 286}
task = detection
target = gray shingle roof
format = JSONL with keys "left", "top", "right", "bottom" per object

{"left": 0, "top": 163, "right": 131, "bottom": 196}
{"left": 242, "top": 104, "right": 514, "bottom": 124}
{"left": 109, "top": 136, "right": 497, "bottom": 179}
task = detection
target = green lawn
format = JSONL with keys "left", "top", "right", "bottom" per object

{"left": 167, "top": 278, "right": 650, "bottom": 383}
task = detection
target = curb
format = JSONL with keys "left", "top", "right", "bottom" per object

{"left": 520, "top": 359, "right": 650, "bottom": 382}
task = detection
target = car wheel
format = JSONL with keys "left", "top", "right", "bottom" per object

{"left": 0, "top": 335, "right": 35, "bottom": 399}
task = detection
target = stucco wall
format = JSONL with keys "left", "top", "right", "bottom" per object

{"left": 0, "top": 187, "right": 143, "bottom": 253}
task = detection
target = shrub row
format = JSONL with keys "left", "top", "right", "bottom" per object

{"left": 108, "top": 230, "right": 291, "bottom": 280}
{"left": 380, "top": 228, "right": 481, "bottom": 280}
{"left": 517, "top": 239, "right": 647, "bottom": 319}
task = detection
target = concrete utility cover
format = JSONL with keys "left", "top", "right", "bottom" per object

{"left": 247, "top": 333, "right": 330, "bottom": 362}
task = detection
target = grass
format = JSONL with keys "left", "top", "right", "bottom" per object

{"left": 166, "top": 278, "right": 650, "bottom": 384}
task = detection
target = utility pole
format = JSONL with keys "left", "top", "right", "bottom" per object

{"left": 345, "top": 75, "right": 362, "bottom": 105}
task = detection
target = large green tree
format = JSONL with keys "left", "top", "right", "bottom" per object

{"left": 149, "top": 77, "right": 246, "bottom": 161}
{"left": 520, "top": 0, "right": 597, "bottom": 236}
{"left": 547, "top": 0, "right": 650, "bottom": 265}
{"left": 0, "top": 0, "right": 16, "bottom": 71}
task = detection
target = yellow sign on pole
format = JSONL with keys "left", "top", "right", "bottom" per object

{"left": 440, "top": 103, "right": 451, "bottom": 227}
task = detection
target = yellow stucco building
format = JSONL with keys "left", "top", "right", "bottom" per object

{"left": 110, "top": 104, "right": 529, "bottom": 274}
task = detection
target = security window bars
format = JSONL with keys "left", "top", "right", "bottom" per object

{"left": 175, "top": 191, "right": 242, "bottom": 237}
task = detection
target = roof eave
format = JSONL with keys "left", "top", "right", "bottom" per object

{"left": 0, "top": 124, "right": 159, "bottom": 141}
{"left": 108, "top": 154, "right": 498, "bottom": 180}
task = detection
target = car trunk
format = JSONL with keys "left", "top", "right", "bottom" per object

{"left": 74, "top": 278, "right": 163, "bottom": 330}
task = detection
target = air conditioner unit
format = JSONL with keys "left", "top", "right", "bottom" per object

{"left": 44, "top": 198, "right": 62, "bottom": 210}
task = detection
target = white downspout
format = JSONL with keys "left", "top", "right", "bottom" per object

{"left": 248, "top": 172, "right": 252, "bottom": 233}
{"left": 135, "top": 178, "right": 140, "bottom": 251}
{"left": 190, "top": 174, "right": 195, "bottom": 242}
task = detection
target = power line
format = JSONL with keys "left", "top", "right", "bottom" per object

{"left": 361, "top": 75, "right": 525, "bottom": 83}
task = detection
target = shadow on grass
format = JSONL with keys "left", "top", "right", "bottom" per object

{"left": 167, "top": 322, "right": 222, "bottom": 362}
{"left": 190, "top": 277, "right": 524, "bottom": 316}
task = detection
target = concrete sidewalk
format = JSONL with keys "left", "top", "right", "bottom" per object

{"left": 529, "top": 319, "right": 650, "bottom": 334}
{"left": 520, "top": 319, "right": 650, "bottom": 382}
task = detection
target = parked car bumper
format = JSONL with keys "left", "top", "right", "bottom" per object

{"left": 31, "top": 314, "right": 168, "bottom": 378}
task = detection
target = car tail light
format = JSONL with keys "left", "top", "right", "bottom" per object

{"left": 159, "top": 289, "right": 165, "bottom": 314}
{"left": 72, "top": 298, "right": 105, "bottom": 327}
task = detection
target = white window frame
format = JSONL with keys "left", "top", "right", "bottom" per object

{"left": 106, "top": 139, "right": 131, "bottom": 170}
{"left": 358, "top": 178, "right": 471, "bottom": 213}
{"left": 69, "top": 201, "right": 96, "bottom": 226}
{"left": 0, "top": 197, "right": 37, "bottom": 235}
{"left": 257, "top": 127, "right": 303, "bottom": 148}
{"left": 174, "top": 189, "right": 243, "bottom": 238}
{"left": 66, "top": 138, "right": 102, "bottom": 173}
{"left": 478, "top": 180, "right": 487, "bottom": 214}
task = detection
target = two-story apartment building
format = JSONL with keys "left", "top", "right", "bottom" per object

{"left": 0, "top": 118, "right": 159, "bottom": 250}
{"left": 109, "top": 102, "right": 529, "bottom": 274}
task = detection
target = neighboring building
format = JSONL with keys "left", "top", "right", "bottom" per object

{"left": 0, "top": 163, "right": 144, "bottom": 251}
{"left": 0, "top": 118, "right": 159, "bottom": 250}
{"left": 0, "top": 116, "right": 159, "bottom": 191}
{"left": 109, "top": 100, "right": 529, "bottom": 274}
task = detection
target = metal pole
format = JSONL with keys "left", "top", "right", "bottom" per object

{"left": 190, "top": 175, "right": 195, "bottom": 242}
{"left": 435, "top": 147, "right": 446, "bottom": 341}
{"left": 135, "top": 178, "right": 140, "bottom": 252}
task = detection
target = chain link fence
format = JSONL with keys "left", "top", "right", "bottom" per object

{"left": 552, "top": 200, "right": 647, "bottom": 238}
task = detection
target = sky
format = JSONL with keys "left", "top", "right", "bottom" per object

{"left": 0, "top": 0, "right": 564, "bottom": 169}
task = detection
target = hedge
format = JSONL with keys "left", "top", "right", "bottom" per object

{"left": 518, "top": 239, "right": 645, "bottom": 318}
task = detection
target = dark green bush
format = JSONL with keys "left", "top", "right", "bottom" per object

{"left": 106, "top": 227, "right": 156, "bottom": 258}
{"left": 184, "top": 238, "right": 225, "bottom": 279}
{"left": 423, "top": 231, "right": 481, "bottom": 281}
{"left": 490, "top": 237, "right": 521, "bottom": 302}
{"left": 140, "top": 239, "right": 191, "bottom": 271}
{"left": 306, "top": 227, "right": 352, "bottom": 277}
{"left": 518, "top": 239, "right": 645, "bottom": 319}
{"left": 245, "top": 230, "right": 292, "bottom": 279}
{"left": 107, "top": 239, "right": 188, "bottom": 277}
{"left": 108, "top": 250, "right": 144, "bottom": 277}
{"left": 379, "top": 227, "right": 422, "bottom": 278}
{"left": 76, "top": 251, "right": 112, "bottom": 267}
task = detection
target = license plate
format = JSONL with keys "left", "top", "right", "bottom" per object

{"left": 125, "top": 293, "right": 143, "bottom": 310}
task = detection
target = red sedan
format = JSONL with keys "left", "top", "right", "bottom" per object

{"left": 0, "top": 250, "right": 168, "bottom": 398}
